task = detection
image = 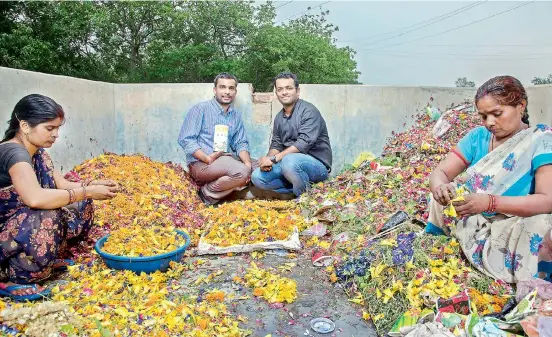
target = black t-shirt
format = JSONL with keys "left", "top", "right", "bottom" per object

{"left": 0, "top": 142, "right": 32, "bottom": 188}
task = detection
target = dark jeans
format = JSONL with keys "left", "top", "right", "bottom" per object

{"left": 251, "top": 153, "right": 328, "bottom": 196}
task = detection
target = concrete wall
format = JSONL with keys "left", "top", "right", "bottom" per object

{"left": 527, "top": 84, "right": 552, "bottom": 126}
{"left": 253, "top": 86, "right": 476, "bottom": 173}
{"left": 0, "top": 67, "right": 116, "bottom": 171}
{"left": 112, "top": 84, "right": 478, "bottom": 173}
{"left": 2, "top": 67, "right": 552, "bottom": 173}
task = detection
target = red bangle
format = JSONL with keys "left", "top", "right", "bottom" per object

{"left": 487, "top": 195, "right": 497, "bottom": 213}
{"left": 66, "top": 189, "right": 75, "bottom": 204}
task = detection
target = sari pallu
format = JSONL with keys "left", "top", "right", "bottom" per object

{"left": 428, "top": 124, "right": 552, "bottom": 283}
{"left": 0, "top": 149, "right": 94, "bottom": 284}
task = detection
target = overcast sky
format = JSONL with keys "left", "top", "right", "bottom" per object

{"left": 273, "top": 0, "right": 552, "bottom": 87}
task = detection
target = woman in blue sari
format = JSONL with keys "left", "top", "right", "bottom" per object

{"left": 0, "top": 94, "right": 119, "bottom": 300}
{"left": 428, "top": 76, "right": 552, "bottom": 284}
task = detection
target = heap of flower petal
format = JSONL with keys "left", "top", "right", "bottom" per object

{"left": 70, "top": 154, "right": 205, "bottom": 245}
{"left": 243, "top": 262, "right": 297, "bottom": 304}
{"left": 51, "top": 261, "right": 246, "bottom": 337}
{"left": 201, "top": 200, "right": 307, "bottom": 247}
{"left": 102, "top": 225, "right": 187, "bottom": 257}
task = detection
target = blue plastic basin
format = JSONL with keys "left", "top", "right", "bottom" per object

{"left": 94, "top": 230, "right": 191, "bottom": 274}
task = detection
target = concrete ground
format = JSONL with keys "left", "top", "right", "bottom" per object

{"left": 178, "top": 251, "right": 378, "bottom": 337}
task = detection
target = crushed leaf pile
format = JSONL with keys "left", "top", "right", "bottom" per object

{"left": 201, "top": 200, "right": 308, "bottom": 247}
{"left": 0, "top": 301, "right": 82, "bottom": 337}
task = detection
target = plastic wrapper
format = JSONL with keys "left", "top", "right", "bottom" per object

{"left": 377, "top": 211, "right": 409, "bottom": 233}
{"left": 484, "top": 298, "right": 518, "bottom": 320}
{"left": 301, "top": 222, "right": 328, "bottom": 237}
{"left": 516, "top": 278, "right": 552, "bottom": 302}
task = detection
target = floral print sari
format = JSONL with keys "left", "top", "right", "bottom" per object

{"left": 0, "top": 149, "right": 93, "bottom": 284}
{"left": 428, "top": 124, "right": 552, "bottom": 283}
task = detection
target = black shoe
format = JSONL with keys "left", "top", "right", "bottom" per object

{"left": 198, "top": 188, "right": 217, "bottom": 206}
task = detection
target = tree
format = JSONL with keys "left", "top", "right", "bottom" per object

{"left": 0, "top": 1, "right": 102, "bottom": 79}
{"left": 0, "top": 0, "right": 361, "bottom": 90}
{"left": 531, "top": 74, "right": 552, "bottom": 85}
{"left": 143, "top": 0, "right": 266, "bottom": 83}
{"left": 242, "top": 25, "right": 359, "bottom": 91}
{"left": 240, "top": 8, "right": 358, "bottom": 91}
{"left": 455, "top": 77, "right": 475, "bottom": 88}
{"left": 93, "top": 1, "right": 178, "bottom": 82}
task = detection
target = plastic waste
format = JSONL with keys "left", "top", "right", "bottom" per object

{"left": 432, "top": 116, "right": 452, "bottom": 139}
{"left": 311, "top": 248, "right": 334, "bottom": 267}
{"left": 484, "top": 297, "right": 517, "bottom": 320}
{"left": 352, "top": 152, "right": 376, "bottom": 169}
{"left": 377, "top": 211, "right": 409, "bottom": 233}
{"left": 333, "top": 232, "right": 350, "bottom": 243}
{"left": 302, "top": 222, "right": 328, "bottom": 237}
{"left": 425, "top": 105, "right": 441, "bottom": 121}
{"left": 310, "top": 317, "right": 335, "bottom": 333}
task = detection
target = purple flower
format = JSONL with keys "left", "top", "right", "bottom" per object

{"left": 392, "top": 232, "right": 416, "bottom": 265}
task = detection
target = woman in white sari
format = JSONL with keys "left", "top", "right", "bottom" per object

{"left": 427, "top": 75, "right": 552, "bottom": 284}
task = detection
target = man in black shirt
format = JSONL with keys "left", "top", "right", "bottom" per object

{"left": 251, "top": 72, "right": 332, "bottom": 196}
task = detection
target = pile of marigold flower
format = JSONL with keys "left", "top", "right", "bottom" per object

{"left": 201, "top": 200, "right": 308, "bottom": 247}
{"left": 240, "top": 262, "right": 297, "bottom": 304}
{"left": 467, "top": 288, "right": 511, "bottom": 315}
{"left": 46, "top": 261, "right": 247, "bottom": 337}
{"left": 68, "top": 153, "right": 205, "bottom": 247}
{"left": 102, "top": 225, "right": 187, "bottom": 257}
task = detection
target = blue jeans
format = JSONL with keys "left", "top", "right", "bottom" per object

{"left": 251, "top": 153, "right": 329, "bottom": 196}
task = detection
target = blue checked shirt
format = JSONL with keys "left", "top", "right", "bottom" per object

{"left": 178, "top": 98, "right": 250, "bottom": 165}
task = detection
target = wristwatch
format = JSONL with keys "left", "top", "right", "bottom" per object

{"left": 270, "top": 155, "right": 278, "bottom": 164}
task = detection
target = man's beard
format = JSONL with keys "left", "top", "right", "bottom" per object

{"left": 215, "top": 96, "right": 233, "bottom": 105}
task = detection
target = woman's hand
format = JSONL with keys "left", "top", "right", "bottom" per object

{"left": 432, "top": 183, "right": 458, "bottom": 206}
{"left": 453, "top": 193, "right": 489, "bottom": 217}
{"left": 86, "top": 185, "right": 118, "bottom": 200}
{"left": 90, "top": 179, "right": 119, "bottom": 189}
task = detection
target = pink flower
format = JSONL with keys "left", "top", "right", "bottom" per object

{"left": 41, "top": 218, "right": 54, "bottom": 230}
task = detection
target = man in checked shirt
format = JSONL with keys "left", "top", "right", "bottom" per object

{"left": 178, "top": 73, "right": 253, "bottom": 206}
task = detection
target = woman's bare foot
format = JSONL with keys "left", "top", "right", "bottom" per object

{"left": 0, "top": 282, "right": 45, "bottom": 296}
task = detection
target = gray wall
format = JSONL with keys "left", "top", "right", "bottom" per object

{"left": 527, "top": 84, "right": 552, "bottom": 126}
{"left": 0, "top": 67, "right": 116, "bottom": 171}
{"left": 112, "top": 83, "right": 255, "bottom": 165}
{"left": 2, "top": 67, "right": 551, "bottom": 173}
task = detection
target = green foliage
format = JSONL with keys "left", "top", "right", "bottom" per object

{"left": 455, "top": 77, "right": 476, "bottom": 88}
{"left": 532, "top": 74, "right": 552, "bottom": 85}
{"left": 0, "top": 0, "right": 360, "bottom": 90}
